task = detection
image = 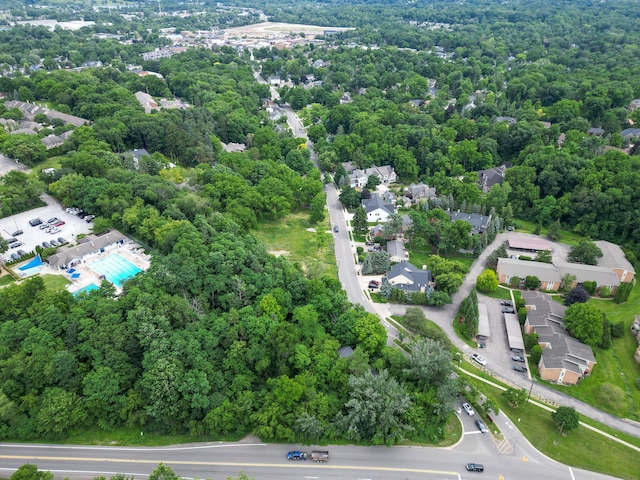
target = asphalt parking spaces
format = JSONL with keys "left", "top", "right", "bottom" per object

{"left": 1, "top": 201, "right": 94, "bottom": 262}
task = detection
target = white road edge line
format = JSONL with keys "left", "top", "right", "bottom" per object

{"left": 569, "top": 466, "right": 576, "bottom": 480}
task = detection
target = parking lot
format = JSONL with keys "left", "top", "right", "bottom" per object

{"left": 1, "top": 199, "right": 95, "bottom": 263}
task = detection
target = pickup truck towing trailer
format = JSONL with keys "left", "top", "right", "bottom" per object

{"left": 287, "top": 451, "right": 307, "bottom": 460}
{"left": 311, "top": 451, "right": 329, "bottom": 462}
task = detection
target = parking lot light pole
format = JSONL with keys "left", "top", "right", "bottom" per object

{"left": 528, "top": 377, "right": 536, "bottom": 401}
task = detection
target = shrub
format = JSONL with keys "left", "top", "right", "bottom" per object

{"left": 519, "top": 255, "right": 532, "bottom": 261}
{"left": 636, "top": 377, "right": 640, "bottom": 390}
{"left": 582, "top": 281, "right": 597, "bottom": 295}
{"left": 476, "top": 269, "right": 498, "bottom": 292}
{"left": 614, "top": 282, "right": 633, "bottom": 303}
{"left": 596, "top": 384, "right": 627, "bottom": 413}
{"left": 610, "top": 321, "right": 625, "bottom": 338}
{"left": 524, "top": 275, "right": 539, "bottom": 290}
{"left": 509, "top": 276, "right": 521, "bottom": 288}
{"left": 524, "top": 333, "right": 539, "bottom": 351}
{"left": 530, "top": 344, "right": 542, "bottom": 364}
{"left": 564, "top": 286, "right": 590, "bottom": 306}
{"left": 517, "top": 307, "right": 527, "bottom": 325}
{"left": 599, "top": 285, "right": 610, "bottom": 298}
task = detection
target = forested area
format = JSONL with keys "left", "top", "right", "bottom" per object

{"left": 1, "top": 0, "right": 640, "bottom": 444}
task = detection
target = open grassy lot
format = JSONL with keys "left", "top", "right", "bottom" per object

{"left": 253, "top": 211, "right": 337, "bottom": 279}
{"left": 41, "top": 274, "right": 71, "bottom": 291}
{"left": 513, "top": 219, "right": 584, "bottom": 245}
{"left": 465, "top": 374, "right": 638, "bottom": 480}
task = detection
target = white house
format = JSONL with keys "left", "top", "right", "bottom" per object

{"left": 363, "top": 193, "right": 395, "bottom": 222}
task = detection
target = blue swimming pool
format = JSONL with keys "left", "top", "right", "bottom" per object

{"left": 73, "top": 283, "right": 99, "bottom": 296}
{"left": 90, "top": 253, "right": 142, "bottom": 287}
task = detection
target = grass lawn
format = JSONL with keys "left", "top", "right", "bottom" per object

{"left": 392, "top": 314, "right": 452, "bottom": 348}
{"left": 39, "top": 155, "right": 65, "bottom": 171}
{"left": 465, "top": 375, "right": 638, "bottom": 480}
{"left": 0, "top": 274, "right": 15, "bottom": 286}
{"left": 480, "top": 286, "right": 513, "bottom": 300}
{"left": 253, "top": 211, "right": 337, "bottom": 279}
{"left": 41, "top": 274, "right": 71, "bottom": 291}
{"left": 513, "top": 219, "right": 583, "bottom": 245}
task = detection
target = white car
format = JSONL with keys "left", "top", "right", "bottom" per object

{"left": 472, "top": 353, "right": 487, "bottom": 366}
{"left": 463, "top": 403, "right": 475, "bottom": 416}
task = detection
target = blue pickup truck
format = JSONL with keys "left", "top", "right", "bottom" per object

{"left": 287, "top": 451, "right": 308, "bottom": 460}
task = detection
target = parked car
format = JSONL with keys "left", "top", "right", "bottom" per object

{"left": 54, "top": 220, "right": 66, "bottom": 227}
{"left": 47, "top": 217, "right": 58, "bottom": 224}
{"left": 50, "top": 240, "right": 59, "bottom": 247}
{"left": 10, "top": 253, "right": 19, "bottom": 261}
{"left": 76, "top": 211, "right": 87, "bottom": 218}
{"left": 471, "top": 353, "right": 487, "bottom": 366}
{"left": 475, "top": 419, "right": 489, "bottom": 433}
{"left": 500, "top": 300, "right": 513, "bottom": 306}
{"left": 58, "top": 237, "right": 66, "bottom": 244}
{"left": 466, "top": 463, "right": 484, "bottom": 472}
{"left": 42, "top": 241, "right": 51, "bottom": 248}
{"left": 365, "top": 241, "right": 374, "bottom": 246}
{"left": 29, "top": 218, "right": 43, "bottom": 226}
{"left": 50, "top": 228, "right": 61, "bottom": 234}
{"left": 9, "top": 242, "right": 23, "bottom": 249}
{"left": 16, "top": 250, "right": 25, "bottom": 256}
{"left": 368, "top": 280, "right": 380, "bottom": 288}
{"left": 513, "top": 365, "right": 528, "bottom": 373}
{"left": 287, "top": 451, "right": 307, "bottom": 461}
{"left": 12, "top": 229, "right": 23, "bottom": 236}
{"left": 512, "top": 355, "right": 525, "bottom": 362}
{"left": 39, "top": 223, "right": 50, "bottom": 230}
{"left": 462, "top": 403, "right": 475, "bottom": 416}
{"left": 502, "top": 307, "right": 515, "bottom": 314}
{"left": 333, "top": 225, "right": 338, "bottom": 232}
{"left": 6, "top": 237, "right": 17, "bottom": 244}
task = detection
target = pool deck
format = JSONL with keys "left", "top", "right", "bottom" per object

{"left": 55, "top": 243, "right": 151, "bottom": 294}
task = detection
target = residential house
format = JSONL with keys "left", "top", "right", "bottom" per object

{"left": 267, "top": 76, "right": 281, "bottom": 86}
{"left": 627, "top": 99, "right": 640, "bottom": 112}
{"left": 521, "top": 291, "right": 596, "bottom": 385}
{"left": 363, "top": 194, "right": 395, "bottom": 222}
{"left": 496, "top": 258, "right": 621, "bottom": 292}
{"left": 370, "top": 224, "right": 384, "bottom": 239}
{"left": 620, "top": 128, "right": 640, "bottom": 140}
{"left": 496, "top": 116, "right": 517, "bottom": 126}
{"left": 587, "top": 127, "right": 604, "bottom": 136}
{"left": 594, "top": 240, "right": 635, "bottom": 282}
{"left": 400, "top": 214, "right": 413, "bottom": 235}
{"left": 404, "top": 182, "right": 437, "bottom": 203}
{"left": 135, "top": 91, "right": 159, "bottom": 113}
{"left": 448, "top": 211, "right": 492, "bottom": 235}
{"left": 348, "top": 169, "right": 369, "bottom": 189}
{"left": 385, "top": 261, "right": 433, "bottom": 293}
{"left": 478, "top": 165, "right": 507, "bottom": 193}
{"left": 41, "top": 135, "right": 64, "bottom": 149}
{"left": 386, "top": 239, "right": 408, "bottom": 263}
{"left": 365, "top": 165, "right": 397, "bottom": 184}
{"left": 497, "top": 258, "right": 561, "bottom": 290}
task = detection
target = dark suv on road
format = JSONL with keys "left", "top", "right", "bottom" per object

{"left": 466, "top": 463, "right": 484, "bottom": 472}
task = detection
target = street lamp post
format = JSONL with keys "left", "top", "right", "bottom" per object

{"left": 528, "top": 377, "right": 536, "bottom": 401}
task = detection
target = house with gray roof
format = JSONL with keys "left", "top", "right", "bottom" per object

{"left": 448, "top": 211, "right": 492, "bottom": 235}
{"left": 363, "top": 193, "right": 395, "bottom": 222}
{"left": 521, "top": 291, "right": 596, "bottom": 385}
{"left": 348, "top": 168, "right": 369, "bottom": 189}
{"left": 385, "top": 261, "right": 433, "bottom": 293}
{"left": 478, "top": 165, "right": 507, "bottom": 193}
{"left": 386, "top": 239, "right": 408, "bottom": 263}
{"left": 41, "top": 135, "right": 64, "bottom": 149}
{"left": 620, "top": 128, "right": 640, "bottom": 140}
{"left": 365, "top": 165, "right": 397, "bottom": 184}
{"left": 497, "top": 257, "right": 621, "bottom": 292}
{"left": 404, "top": 182, "right": 437, "bottom": 203}
{"left": 594, "top": 240, "right": 635, "bottom": 283}
{"left": 587, "top": 127, "right": 604, "bottom": 136}
{"left": 496, "top": 116, "right": 517, "bottom": 126}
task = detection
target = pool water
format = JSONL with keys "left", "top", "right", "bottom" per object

{"left": 74, "top": 283, "right": 99, "bottom": 296}
{"left": 90, "top": 253, "right": 142, "bottom": 287}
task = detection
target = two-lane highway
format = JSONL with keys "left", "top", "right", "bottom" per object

{"left": 0, "top": 440, "right": 616, "bottom": 480}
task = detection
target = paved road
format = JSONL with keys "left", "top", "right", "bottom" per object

{"left": 0, "top": 433, "right": 616, "bottom": 480}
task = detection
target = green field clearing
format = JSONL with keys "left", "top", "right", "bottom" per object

{"left": 253, "top": 211, "right": 337, "bottom": 279}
